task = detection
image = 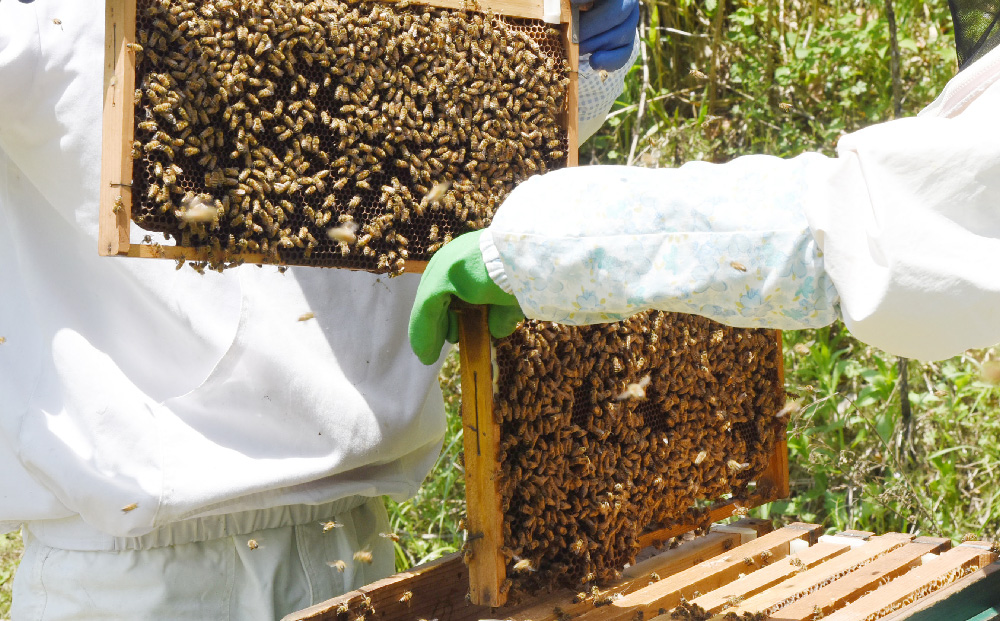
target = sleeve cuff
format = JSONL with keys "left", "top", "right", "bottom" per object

{"left": 577, "top": 36, "right": 640, "bottom": 143}
{"left": 479, "top": 228, "right": 515, "bottom": 295}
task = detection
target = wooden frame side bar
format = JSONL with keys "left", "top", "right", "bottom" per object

{"left": 456, "top": 304, "right": 506, "bottom": 607}
{"left": 100, "top": 0, "right": 136, "bottom": 257}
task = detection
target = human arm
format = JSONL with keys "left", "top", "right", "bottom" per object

{"left": 483, "top": 47, "right": 1000, "bottom": 361}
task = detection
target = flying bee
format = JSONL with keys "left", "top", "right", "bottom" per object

{"left": 326, "top": 560, "right": 347, "bottom": 572}
{"left": 121, "top": 503, "right": 138, "bottom": 513}
{"left": 327, "top": 221, "right": 358, "bottom": 244}
{"left": 615, "top": 375, "right": 651, "bottom": 401}
{"left": 174, "top": 194, "right": 218, "bottom": 225}
{"left": 353, "top": 549, "right": 373, "bottom": 564}
{"left": 512, "top": 558, "right": 536, "bottom": 573}
{"left": 727, "top": 460, "right": 750, "bottom": 473}
{"left": 247, "top": 539, "right": 259, "bottom": 550}
{"left": 379, "top": 532, "right": 401, "bottom": 542}
{"left": 730, "top": 261, "right": 748, "bottom": 272}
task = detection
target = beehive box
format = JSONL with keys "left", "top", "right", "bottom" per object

{"left": 101, "top": 0, "right": 578, "bottom": 272}
{"left": 456, "top": 306, "right": 789, "bottom": 606}
{"left": 283, "top": 521, "right": 1000, "bottom": 621}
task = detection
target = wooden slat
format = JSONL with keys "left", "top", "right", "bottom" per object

{"left": 625, "top": 521, "right": 770, "bottom": 581}
{"left": 123, "top": 244, "right": 429, "bottom": 273}
{"left": 100, "top": 0, "right": 136, "bottom": 257}
{"left": 504, "top": 521, "right": 774, "bottom": 621}
{"left": 771, "top": 537, "right": 951, "bottom": 621}
{"left": 570, "top": 523, "right": 822, "bottom": 621}
{"left": 561, "top": 0, "right": 579, "bottom": 167}
{"left": 879, "top": 560, "right": 1000, "bottom": 621}
{"left": 639, "top": 499, "right": 768, "bottom": 550}
{"left": 410, "top": 0, "right": 557, "bottom": 21}
{"left": 281, "top": 552, "right": 491, "bottom": 621}
{"left": 820, "top": 543, "right": 999, "bottom": 621}
{"left": 692, "top": 541, "right": 852, "bottom": 614}
{"left": 771, "top": 332, "right": 790, "bottom": 498}
{"left": 727, "top": 533, "right": 915, "bottom": 617}
{"left": 456, "top": 304, "right": 506, "bottom": 607}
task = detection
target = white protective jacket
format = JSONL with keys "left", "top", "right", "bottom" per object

{"left": 0, "top": 1, "right": 628, "bottom": 546}
{"left": 484, "top": 44, "right": 1000, "bottom": 362}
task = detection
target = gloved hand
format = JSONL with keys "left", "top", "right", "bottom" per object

{"left": 574, "top": 0, "right": 640, "bottom": 71}
{"left": 409, "top": 230, "right": 525, "bottom": 365}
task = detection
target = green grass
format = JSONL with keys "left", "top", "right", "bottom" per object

{"left": 0, "top": 531, "right": 20, "bottom": 620}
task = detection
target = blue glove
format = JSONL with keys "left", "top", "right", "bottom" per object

{"left": 574, "top": 0, "right": 640, "bottom": 71}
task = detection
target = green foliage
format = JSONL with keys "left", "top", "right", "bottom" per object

{"left": 777, "top": 328, "right": 1000, "bottom": 542}
{"left": 0, "top": 531, "right": 19, "bottom": 620}
{"left": 587, "top": 0, "right": 956, "bottom": 167}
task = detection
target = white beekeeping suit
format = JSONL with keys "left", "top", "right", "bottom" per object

{"left": 0, "top": 0, "right": 631, "bottom": 618}
{"left": 481, "top": 39, "right": 1000, "bottom": 362}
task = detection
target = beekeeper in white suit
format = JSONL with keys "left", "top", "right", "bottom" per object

{"left": 410, "top": 4, "right": 1000, "bottom": 366}
{"left": 0, "top": 0, "right": 637, "bottom": 618}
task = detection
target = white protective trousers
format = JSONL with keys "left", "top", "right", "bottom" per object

{"left": 11, "top": 497, "right": 393, "bottom": 621}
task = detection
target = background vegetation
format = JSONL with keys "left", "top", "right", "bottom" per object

{"left": 1, "top": 1, "right": 993, "bottom": 618}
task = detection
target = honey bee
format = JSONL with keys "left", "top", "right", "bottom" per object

{"left": 326, "top": 560, "right": 347, "bottom": 572}
{"left": 727, "top": 460, "right": 750, "bottom": 472}
{"left": 512, "top": 558, "right": 535, "bottom": 573}
{"left": 615, "top": 374, "right": 651, "bottom": 401}
{"left": 298, "top": 312, "right": 315, "bottom": 322}
{"left": 177, "top": 196, "right": 218, "bottom": 224}
{"left": 319, "top": 221, "right": 360, "bottom": 246}
{"left": 353, "top": 549, "right": 373, "bottom": 564}
{"left": 248, "top": 539, "right": 259, "bottom": 550}
{"left": 730, "top": 261, "right": 748, "bottom": 272}
{"left": 779, "top": 102, "right": 793, "bottom": 112}
{"left": 112, "top": 196, "right": 124, "bottom": 214}
{"left": 398, "top": 591, "right": 413, "bottom": 604}
{"left": 121, "top": 503, "right": 138, "bottom": 513}
{"left": 379, "top": 532, "right": 401, "bottom": 542}
{"left": 694, "top": 450, "right": 707, "bottom": 465}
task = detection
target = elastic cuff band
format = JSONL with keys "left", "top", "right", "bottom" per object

{"left": 479, "top": 229, "right": 514, "bottom": 295}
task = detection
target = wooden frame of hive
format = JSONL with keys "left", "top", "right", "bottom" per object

{"left": 455, "top": 306, "right": 790, "bottom": 606}
{"left": 284, "top": 520, "right": 999, "bottom": 621}
{"left": 99, "top": 0, "right": 579, "bottom": 270}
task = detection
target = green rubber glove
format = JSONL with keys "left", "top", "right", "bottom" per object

{"left": 409, "top": 230, "right": 525, "bottom": 365}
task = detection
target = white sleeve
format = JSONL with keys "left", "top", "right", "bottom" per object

{"left": 577, "top": 37, "right": 639, "bottom": 143}
{"left": 484, "top": 45, "right": 1000, "bottom": 361}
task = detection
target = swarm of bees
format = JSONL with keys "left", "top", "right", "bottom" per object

{"left": 494, "top": 312, "right": 784, "bottom": 594}
{"left": 131, "top": 0, "right": 570, "bottom": 273}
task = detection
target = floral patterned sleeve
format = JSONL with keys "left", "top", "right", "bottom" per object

{"left": 481, "top": 153, "right": 841, "bottom": 330}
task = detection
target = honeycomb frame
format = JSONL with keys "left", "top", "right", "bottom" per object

{"left": 456, "top": 305, "right": 789, "bottom": 607}
{"left": 100, "top": 0, "right": 579, "bottom": 272}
